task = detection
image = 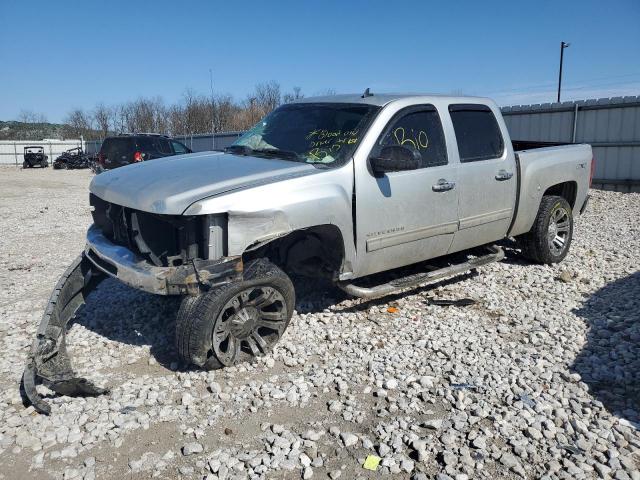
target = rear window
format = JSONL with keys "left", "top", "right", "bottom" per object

{"left": 100, "top": 138, "right": 135, "bottom": 162}
{"left": 136, "top": 137, "right": 173, "bottom": 156}
{"left": 449, "top": 104, "right": 504, "bottom": 162}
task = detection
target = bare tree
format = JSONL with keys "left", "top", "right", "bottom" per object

{"left": 17, "top": 110, "right": 48, "bottom": 123}
{"left": 313, "top": 88, "right": 336, "bottom": 97}
{"left": 62, "top": 81, "right": 334, "bottom": 139}
{"left": 63, "top": 108, "right": 95, "bottom": 139}
{"left": 93, "top": 103, "right": 111, "bottom": 139}
{"left": 253, "top": 81, "right": 281, "bottom": 114}
{"left": 283, "top": 86, "right": 304, "bottom": 104}
{"left": 110, "top": 104, "right": 126, "bottom": 134}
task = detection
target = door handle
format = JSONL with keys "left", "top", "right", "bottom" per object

{"left": 432, "top": 178, "right": 456, "bottom": 192}
{"left": 495, "top": 170, "right": 514, "bottom": 181}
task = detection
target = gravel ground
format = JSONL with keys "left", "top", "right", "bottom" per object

{"left": 0, "top": 166, "right": 638, "bottom": 480}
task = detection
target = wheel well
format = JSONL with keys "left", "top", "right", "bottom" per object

{"left": 543, "top": 181, "right": 577, "bottom": 209}
{"left": 242, "top": 225, "right": 345, "bottom": 279}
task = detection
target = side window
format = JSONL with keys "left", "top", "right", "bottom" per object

{"left": 376, "top": 107, "right": 448, "bottom": 169}
{"left": 171, "top": 141, "right": 189, "bottom": 154}
{"left": 449, "top": 104, "right": 504, "bottom": 162}
{"left": 136, "top": 137, "right": 158, "bottom": 156}
{"left": 156, "top": 138, "right": 173, "bottom": 155}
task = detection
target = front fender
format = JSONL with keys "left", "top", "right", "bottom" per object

{"left": 184, "top": 164, "right": 357, "bottom": 279}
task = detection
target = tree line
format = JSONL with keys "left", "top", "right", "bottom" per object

{"left": 62, "top": 82, "right": 332, "bottom": 140}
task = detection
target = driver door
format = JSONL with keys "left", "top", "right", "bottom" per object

{"left": 354, "top": 105, "right": 459, "bottom": 277}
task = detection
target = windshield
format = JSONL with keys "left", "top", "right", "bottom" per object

{"left": 230, "top": 102, "right": 380, "bottom": 167}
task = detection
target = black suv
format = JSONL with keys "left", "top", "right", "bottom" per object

{"left": 97, "top": 134, "right": 192, "bottom": 170}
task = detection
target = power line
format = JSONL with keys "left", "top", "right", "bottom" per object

{"left": 479, "top": 71, "right": 640, "bottom": 95}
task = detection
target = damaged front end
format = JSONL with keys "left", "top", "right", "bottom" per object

{"left": 23, "top": 223, "right": 242, "bottom": 414}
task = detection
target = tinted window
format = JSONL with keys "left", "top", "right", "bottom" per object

{"left": 172, "top": 141, "right": 190, "bottom": 154}
{"left": 156, "top": 138, "right": 173, "bottom": 155}
{"left": 100, "top": 137, "right": 134, "bottom": 162}
{"left": 449, "top": 104, "right": 504, "bottom": 162}
{"left": 376, "top": 107, "right": 447, "bottom": 168}
{"left": 233, "top": 103, "right": 380, "bottom": 166}
{"left": 136, "top": 137, "right": 172, "bottom": 157}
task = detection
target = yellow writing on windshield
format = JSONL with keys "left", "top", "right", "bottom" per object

{"left": 306, "top": 128, "right": 359, "bottom": 140}
{"left": 304, "top": 128, "right": 359, "bottom": 162}
{"left": 309, "top": 137, "right": 358, "bottom": 148}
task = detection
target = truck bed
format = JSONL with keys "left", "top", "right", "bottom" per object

{"left": 512, "top": 140, "right": 571, "bottom": 151}
{"left": 509, "top": 142, "right": 592, "bottom": 238}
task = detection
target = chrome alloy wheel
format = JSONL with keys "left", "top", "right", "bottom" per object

{"left": 547, "top": 206, "right": 571, "bottom": 256}
{"left": 212, "top": 286, "right": 288, "bottom": 366}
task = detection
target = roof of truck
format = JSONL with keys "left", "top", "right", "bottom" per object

{"left": 293, "top": 92, "right": 492, "bottom": 107}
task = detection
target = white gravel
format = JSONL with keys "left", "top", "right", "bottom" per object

{"left": 0, "top": 167, "right": 639, "bottom": 479}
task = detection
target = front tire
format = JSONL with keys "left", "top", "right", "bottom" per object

{"left": 519, "top": 195, "right": 573, "bottom": 264}
{"left": 176, "top": 259, "right": 295, "bottom": 370}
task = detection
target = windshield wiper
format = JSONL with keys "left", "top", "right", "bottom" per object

{"left": 224, "top": 145, "right": 254, "bottom": 156}
{"left": 252, "top": 148, "right": 302, "bottom": 161}
{"left": 225, "top": 145, "right": 301, "bottom": 161}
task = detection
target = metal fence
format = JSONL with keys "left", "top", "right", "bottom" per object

{"left": 83, "top": 132, "right": 243, "bottom": 155}
{"left": 0, "top": 140, "right": 83, "bottom": 165}
{"left": 502, "top": 96, "right": 640, "bottom": 192}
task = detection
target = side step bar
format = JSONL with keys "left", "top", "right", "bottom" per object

{"left": 337, "top": 245, "right": 504, "bottom": 299}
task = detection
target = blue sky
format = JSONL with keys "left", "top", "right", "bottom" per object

{"left": 1, "top": 0, "right": 639, "bottom": 123}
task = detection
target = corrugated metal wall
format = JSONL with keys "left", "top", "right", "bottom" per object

{"left": 502, "top": 96, "right": 640, "bottom": 192}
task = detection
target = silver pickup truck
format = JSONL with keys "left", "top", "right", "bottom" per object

{"left": 24, "top": 93, "right": 593, "bottom": 413}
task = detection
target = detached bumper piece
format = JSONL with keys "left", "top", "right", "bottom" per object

{"left": 23, "top": 230, "right": 243, "bottom": 415}
{"left": 22, "top": 254, "right": 108, "bottom": 415}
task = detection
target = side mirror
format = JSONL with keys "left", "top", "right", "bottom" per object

{"left": 369, "top": 145, "right": 421, "bottom": 176}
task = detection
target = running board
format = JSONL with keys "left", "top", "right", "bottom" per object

{"left": 337, "top": 245, "right": 504, "bottom": 299}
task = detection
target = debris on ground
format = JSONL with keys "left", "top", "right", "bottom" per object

{"left": 362, "top": 455, "right": 381, "bottom": 471}
{"left": 557, "top": 270, "right": 574, "bottom": 283}
{"left": 428, "top": 298, "right": 477, "bottom": 307}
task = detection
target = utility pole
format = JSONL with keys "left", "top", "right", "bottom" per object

{"left": 557, "top": 41, "right": 570, "bottom": 103}
{"left": 209, "top": 68, "right": 215, "bottom": 151}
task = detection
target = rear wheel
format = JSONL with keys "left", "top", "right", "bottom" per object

{"left": 519, "top": 195, "right": 573, "bottom": 264}
{"left": 176, "top": 259, "right": 295, "bottom": 370}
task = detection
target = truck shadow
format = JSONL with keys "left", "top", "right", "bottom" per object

{"left": 71, "top": 259, "right": 482, "bottom": 372}
{"left": 73, "top": 280, "right": 183, "bottom": 371}
{"left": 570, "top": 271, "right": 640, "bottom": 423}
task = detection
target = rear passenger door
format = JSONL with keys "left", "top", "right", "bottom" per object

{"left": 447, "top": 104, "right": 517, "bottom": 253}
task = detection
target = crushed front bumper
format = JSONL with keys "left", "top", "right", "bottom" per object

{"left": 85, "top": 225, "right": 243, "bottom": 296}
{"left": 22, "top": 226, "right": 243, "bottom": 414}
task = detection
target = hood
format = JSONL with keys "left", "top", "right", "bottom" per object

{"left": 89, "top": 152, "right": 318, "bottom": 215}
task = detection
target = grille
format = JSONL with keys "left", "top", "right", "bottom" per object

{"left": 89, "top": 193, "right": 203, "bottom": 267}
